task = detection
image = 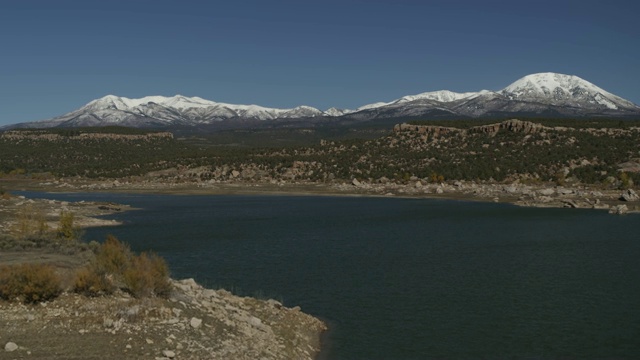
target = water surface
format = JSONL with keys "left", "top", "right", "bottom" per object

{"left": 18, "top": 192, "right": 640, "bottom": 359}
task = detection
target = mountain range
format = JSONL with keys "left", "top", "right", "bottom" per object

{"left": 6, "top": 72, "right": 640, "bottom": 129}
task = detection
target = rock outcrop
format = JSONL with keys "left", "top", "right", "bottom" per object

{"left": 619, "top": 189, "right": 639, "bottom": 201}
{"left": 393, "top": 119, "right": 550, "bottom": 137}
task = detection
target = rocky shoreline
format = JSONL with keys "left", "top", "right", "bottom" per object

{"left": 1, "top": 177, "right": 637, "bottom": 358}
{"left": 6, "top": 177, "right": 638, "bottom": 215}
{"left": 1, "top": 278, "right": 326, "bottom": 359}
{"left": 0, "top": 192, "right": 327, "bottom": 359}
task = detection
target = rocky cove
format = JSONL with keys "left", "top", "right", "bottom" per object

{"left": 0, "top": 194, "right": 326, "bottom": 360}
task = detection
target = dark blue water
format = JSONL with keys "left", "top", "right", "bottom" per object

{"left": 16, "top": 192, "right": 640, "bottom": 359}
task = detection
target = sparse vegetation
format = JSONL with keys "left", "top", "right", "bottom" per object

{"left": 57, "top": 210, "right": 81, "bottom": 241}
{"left": 0, "top": 264, "right": 62, "bottom": 303}
{"left": 12, "top": 205, "right": 49, "bottom": 240}
{"left": 74, "top": 235, "right": 171, "bottom": 298}
{"left": 123, "top": 251, "right": 172, "bottom": 298}
{"left": 1, "top": 119, "right": 639, "bottom": 187}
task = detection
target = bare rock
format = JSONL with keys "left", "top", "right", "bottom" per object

{"left": 190, "top": 317, "right": 202, "bottom": 329}
{"left": 619, "top": 189, "right": 639, "bottom": 201}
{"left": 561, "top": 199, "right": 580, "bottom": 208}
{"left": 537, "top": 188, "right": 555, "bottom": 196}
{"left": 609, "top": 204, "right": 629, "bottom": 215}
{"left": 162, "top": 349, "right": 176, "bottom": 358}
{"left": 4, "top": 342, "right": 18, "bottom": 352}
{"left": 351, "top": 178, "right": 361, "bottom": 187}
{"left": 557, "top": 188, "right": 574, "bottom": 195}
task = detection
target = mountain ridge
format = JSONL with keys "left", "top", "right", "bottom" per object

{"left": 6, "top": 72, "right": 640, "bottom": 129}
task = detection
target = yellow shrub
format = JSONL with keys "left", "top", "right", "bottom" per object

{"left": 123, "top": 252, "right": 172, "bottom": 298}
{"left": 95, "top": 235, "right": 132, "bottom": 275}
{"left": 75, "top": 235, "right": 172, "bottom": 298}
{"left": 0, "top": 264, "right": 62, "bottom": 303}
{"left": 73, "top": 266, "right": 114, "bottom": 296}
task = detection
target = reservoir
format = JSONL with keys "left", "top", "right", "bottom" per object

{"left": 17, "top": 192, "right": 640, "bottom": 359}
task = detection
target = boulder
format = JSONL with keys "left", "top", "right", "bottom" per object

{"left": 619, "top": 189, "right": 639, "bottom": 201}
{"left": 351, "top": 178, "right": 361, "bottom": 187}
{"left": 556, "top": 188, "right": 574, "bottom": 195}
{"left": 162, "top": 350, "right": 176, "bottom": 358}
{"left": 190, "top": 317, "right": 202, "bottom": 329}
{"left": 4, "top": 342, "right": 18, "bottom": 352}
{"left": 609, "top": 204, "right": 628, "bottom": 215}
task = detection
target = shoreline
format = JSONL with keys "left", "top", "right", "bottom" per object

{"left": 0, "top": 191, "right": 328, "bottom": 359}
{"left": 4, "top": 178, "right": 639, "bottom": 215}
{"left": 2, "top": 178, "right": 637, "bottom": 358}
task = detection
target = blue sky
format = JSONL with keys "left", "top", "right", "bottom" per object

{"left": 1, "top": 0, "right": 638, "bottom": 125}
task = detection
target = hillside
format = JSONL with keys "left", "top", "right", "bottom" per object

{"left": 2, "top": 120, "right": 639, "bottom": 187}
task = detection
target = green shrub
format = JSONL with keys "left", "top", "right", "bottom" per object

{"left": 0, "top": 264, "right": 62, "bottom": 303}
{"left": 57, "top": 211, "right": 82, "bottom": 241}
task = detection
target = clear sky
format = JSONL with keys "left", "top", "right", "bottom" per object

{"left": 1, "top": 0, "right": 638, "bottom": 125}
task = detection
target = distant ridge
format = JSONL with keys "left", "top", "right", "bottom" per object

{"left": 5, "top": 72, "right": 640, "bottom": 129}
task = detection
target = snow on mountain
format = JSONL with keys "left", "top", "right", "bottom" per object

{"left": 500, "top": 72, "right": 636, "bottom": 110}
{"left": 7, "top": 72, "right": 639, "bottom": 129}
{"left": 324, "top": 107, "right": 354, "bottom": 117}
{"left": 395, "top": 90, "right": 483, "bottom": 104}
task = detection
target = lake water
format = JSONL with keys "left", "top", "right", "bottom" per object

{"left": 16, "top": 192, "right": 640, "bottom": 359}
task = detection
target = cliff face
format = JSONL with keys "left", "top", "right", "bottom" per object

{"left": 393, "top": 119, "right": 549, "bottom": 137}
{"left": 393, "top": 119, "right": 640, "bottom": 138}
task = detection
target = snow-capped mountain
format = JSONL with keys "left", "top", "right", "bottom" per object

{"left": 500, "top": 73, "right": 637, "bottom": 110}
{"left": 7, "top": 72, "right": 640, "bottom": 129}
{"left": 347, "top": 72, "right": 640, "bottom": 120}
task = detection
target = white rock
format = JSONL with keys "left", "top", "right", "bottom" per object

{"left": 190, "top": 317, "right": 202, "bottom": 328}
{"left": 4, "top": 342, "right": 18, "bottom": 352}
{"left": 249, "top": 316, "right": 262, "bottom": 327}
{"left": 162, "top": 350, "right": 176, "bottom": 358}
{"left": 609, "top": 204, "right": 629, "bottom": 215}
{"left": 537, "top": 188, "right": 555, "bottom": 196}
{"left": 620, "top": 189, "right": 639, "bottom": 201}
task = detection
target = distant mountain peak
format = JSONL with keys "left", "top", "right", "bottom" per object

{"left": 5, "top": 72, "right": 638, "bottom": 130}
{"left": 500, "top": 72, "right": 635, "bottom": 110}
